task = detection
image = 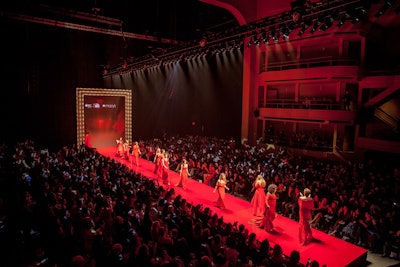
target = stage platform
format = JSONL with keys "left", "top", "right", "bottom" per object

{"left": 97, "top": 147, "right": 367, "bottom": 267}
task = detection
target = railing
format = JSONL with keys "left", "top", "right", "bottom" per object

{"left": 260, "top": 98, "right": 342, "bottom": 110}
{"left": 260, "top": 57, "right": 359, "bottom": 72}
{"left": 263, "top": 137, "right": 334, "bottom": 152}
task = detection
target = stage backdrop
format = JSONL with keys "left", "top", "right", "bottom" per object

{"left": 76, "top": 88, "right": 132, "bottom": 148}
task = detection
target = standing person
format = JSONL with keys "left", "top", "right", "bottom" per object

{"left": 157, "top": 149, "right": 165, "bottom": 179}
{"left": 213, "top": 173, "right": 229, "bottom": 210}
{"left": 161, "top": 152, "right": 170, "bottom": 186}
{"left": 116, "top": 137, "right": 124, "bottom": 158}
{"left": 175, "top": 158, "right": 189, "bottom": 189}
{"left": 123, "top": 139, "right": 130, "bottom": 160}
{"left": 250, "top": 175, "right": 266, "bottom": 217}
{"left": 262, "top": 184, "right": 278, "bottom": 232}
{"left": 132, "top": 141, "right": 141, "bottom": 166}
{"left": 154, "top": 148, "right": 162, "bottom": 174}
{"left": 342, "top": 90, "right": 352, "bottom": 110}
{"left": 298, "top": 188, "right": 314, "bottom": 245}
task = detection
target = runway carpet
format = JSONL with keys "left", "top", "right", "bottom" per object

{"left": 97, "top": 147, "right": 367, "bottom": 267}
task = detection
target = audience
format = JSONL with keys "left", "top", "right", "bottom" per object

{"left": 1, "top": 135, "right": 399, "bottom": 267}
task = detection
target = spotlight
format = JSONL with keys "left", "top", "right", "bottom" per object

{"left": 321, "top": 17, "right": 333, "bottom": 31}
{"left": 261, "top": 31, "right": 268, "bottom": 44}
{"left": 310, "top": 23, "right": 317, "bottom": 34}
{"left": 375, "top": 0, "right": 395, "bottom": 17}
{"left": 298, "top": 21, "right": 309, "bottom": 36}
{"left": 309, "top": 19, "right": 320, "bottom": 34}
{"left": 247, "top": 36, "right": 255, "bottom": 47}
{"left": 337, "top": 16, "right": 345, "bottom": 27}
{"left": 282, "top": 32, "right": 289, "bottom": 41}
{"left": 352, "top": 15, "right": 360, "bottom": 24}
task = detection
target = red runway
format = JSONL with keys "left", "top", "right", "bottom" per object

{"left": 98, "top": 147, "right": 367, "bottom": 267}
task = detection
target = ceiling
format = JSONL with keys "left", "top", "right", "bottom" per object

{"left": 1, "top": 0, "right": 239, "bottom": 42}
{"left": 2, "top": 0, "right": 400, "bottom": 71}
{"left": 1, "top": 0, "right": 241, "bottom": 68}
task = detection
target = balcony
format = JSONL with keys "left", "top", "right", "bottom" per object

{"left": 258, "top": 99, "right": 355, "bottom": 125}
{"left": 260, "top": 56, "right": 359, "bottom": 73}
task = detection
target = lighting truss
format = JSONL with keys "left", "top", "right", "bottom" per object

{"left": 104, "top": 0, "right": 390, "bottom": 77}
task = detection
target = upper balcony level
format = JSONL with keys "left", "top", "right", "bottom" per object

{"left": 257, "top": 105, "right": 356, "bottom": 125}
{"left": 258, "top": 57, "right": 360, "bottom": 83}
{"left": 260, "top": 56, "right": 359, "bottom": 73}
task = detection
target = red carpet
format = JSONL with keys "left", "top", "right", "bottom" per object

{"left": 97, "top": 147, "right": 367, "bottom": 267}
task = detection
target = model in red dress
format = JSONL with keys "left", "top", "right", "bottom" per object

{"left": 298, "top": 188, "right": 314, "bottom": 245}
{"left": 116, "top": 137, "right": 124, "bottom": 158}
{"left": 131, "top": 141, "right": 141, "bottom": 166}
{"left": 213, "top": 173, "right": 229, "bottom": 210}
{"left": 250, "top": 175, "right": 267, "bottom": 217}
{"left": 161, "top": 152, "right": 170, "bottom": 186}
{"left": 153, "top": 148, "right": 161, "bottom": 174}
{"left": 175, "top": 159, "right": 189, "bottom": 189}
{"left": 263, "top": 184, "right": 278, "bottom": 232}
{"left": 157, "top": 149, "right": 165, "bottom": 179}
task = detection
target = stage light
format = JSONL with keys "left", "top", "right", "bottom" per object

{"left": 260, "top": 30, "right": 268, "bottom": 44}
{"left": 247, "top": 36, "right": 255, "bottom": 47}
{"left": 282, "top": 29, "right": 290, "bottom": 40}
{"left": 375, "top": 0, "right": 395, "bottom": 17}
{"left": 298, "top": 20, "right": 309, "bottom": 37}
{"left": 309, "top": 23, "right": 317, "bottom": 34}
{"left": 352, "top": 15, "right": 360, "bottom": 24}
{"left": 320, "top": 17, "right": 333, "bottom": 31}
{"left": 337, "top": 15, "right": 346, "bottom": 27}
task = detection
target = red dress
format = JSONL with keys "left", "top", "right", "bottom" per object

{"left": 298, "top": 196, "right": 314, "bottom": 245}
{"left": 116, "top": 141, "right": 124, "bottom": 157}
{"left": 157, "top": 154, "right": 164, "bottom": 179}
{"left": 161, "top": 157, "right": 170, "bottom": 185}
{"left": 263, "top": 192, "right": 277, "bottom": 231}
{"left": 176, "top": 162, "right": 189, "bottom": 189}
{"left": 214, "top": 179, "right": 227, "bottom": 209}
{"left": 251, "top": 183, "right": 266, "bottom": 216}
{"left": 154, "top": 151, "right": 162, "bottom": 174}
{"left": 132, "top": 143, "right": 140, "bottom": 166}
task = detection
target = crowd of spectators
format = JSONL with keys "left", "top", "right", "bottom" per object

{"left": 139, "top": 135, "right": 400, "bottom": 257}
{"left": 0, "top": 134, "right": 399, "bottom": 267}
{"left": 264, "top": 126, "right": 332, "bottom": 152}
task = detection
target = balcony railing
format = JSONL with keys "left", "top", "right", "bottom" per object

{"left": 260, "top": 98, "right": 342, "bottom": 110}
{"left": 260, "top": 57, "right": 359, "bottom": 72}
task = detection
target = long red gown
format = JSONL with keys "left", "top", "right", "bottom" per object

{"left": 251, "top": 184, "right": 266, "bottom": 217}
{"left": 132, "top": 143, "right": 140, "bottom": 166}
{"left": 154, "top": 151, "right": 162, "bottom": 174}
{"left": 214, "top": 179, "right": 227, "bottom": 209}
{"left": 157, "top": 154, "right": 164, "bottom": 179}
{"left": 298, "top": 196, "right": 314, "bottom": 245}
{"left": 263, "top": 192, "right": 277, "bottom": 231}
{"left": 161, "top": 157, "right": 170, "bottom": 185}
{"left": 116, "top": 139, "right": 124, "bottom": 157}
{"left": 176, "top": 162, "right": 189, "bottom": 189}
